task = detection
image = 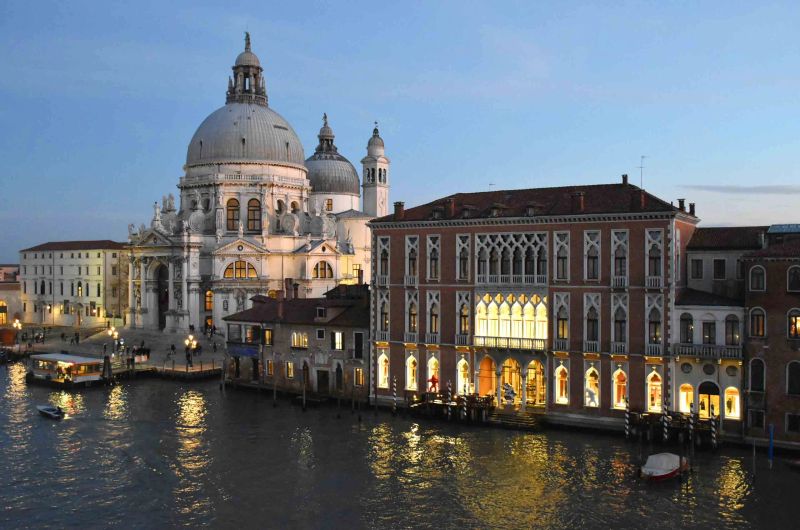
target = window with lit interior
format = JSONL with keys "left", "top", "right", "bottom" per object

{"left": 224, "top": 260, "right": 257, "bottom": 279}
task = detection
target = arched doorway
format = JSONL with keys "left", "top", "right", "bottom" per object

{"left": 0, "top": 300, "right": 7, "bottom": 325}
{"left": 427, "top": 357, "right": 439, "bottom": 392}
{"left": 698, "top": 381, "right": 720, "bottom": 419}
{"left": 501, "top": 358, "right": 522, "bottom": 402}
{"left": 156, "top": 265, "right": 169, "bottom": 330}
{"left": 456, "top": 358, "right": 470, "bottom": 395}
{"left": 478, "top": 356, "right": 496, "bottom": 397}
{"left": 526, "top": 360, "right": 546, "bottom": 406}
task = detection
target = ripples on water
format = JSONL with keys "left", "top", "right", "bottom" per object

{"left": 0, "top": 362, "right": 795, "bottom": 529}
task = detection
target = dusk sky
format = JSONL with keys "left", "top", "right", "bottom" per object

{"left": 2, "top": 1, "right": 800, "bottom": 262}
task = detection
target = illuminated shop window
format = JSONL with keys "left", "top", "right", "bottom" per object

{"left": 377, "top": 351, "right": 389, "bottom": 389}
{"left": 555, "top": 365, "right": 569, "bottom": 405}
{"left": 679, "top": 383, "right": 694, "bottom": 414}
{"left": 612, "top": 369, "right": 627, "bottom": 410}
{"left": 647, "top": 371, "right": 662, "bottom": 413}
{"left": 584, "top": 367, "right": 600, "bottom": 407}
{"left": 724, "top": 387, "right": 740, "bottom": 419}
{"left": 406, "top": 355, "right": 418, "bottom": 391}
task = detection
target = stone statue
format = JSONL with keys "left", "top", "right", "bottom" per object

{"left": 167, "top": 193, "right": 175, "bottom": 211}
{"left": 238, "top": 222, "right": 244, "bottom": 238}
{"left": 236, "top": 291, "right": 245, "bottom": 311}
{"left": 139, "top": 223, "right": 147, "bottom": 235}
{"left": 216, "top": 228, "right": 223, "bottom": 243}
{"left": 128, "top": 223, "right": 137, "bottom": 240}
{"left": 152, "top": 201, "right": 161, "bottom": 224}
{"left": 182, "top": 219, "right": 189, "bottom": 233}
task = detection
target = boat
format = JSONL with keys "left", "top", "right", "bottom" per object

{"left": 640, "top": 453, "right": 688, "bottom": 481}
{"left": 37, "top": 405, "right": 64, "bottom": 420}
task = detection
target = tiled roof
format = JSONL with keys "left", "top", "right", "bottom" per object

{"left": 767, "top": 224, "right": 800, "bottom": 234}
{"left": 21, "top": 240, "right": 127, "bottom": 252}
{"left": 744, "top": 239, "right": 800, "bottom": 259}
{"left": 371, "top": 182, "right": 686, "bottom": 223}
{"left": 675, "top": 288, "right": 743, "bottom": 307}
{"left": 687, "top": 226, "right": 767, "bottom": 251}
{"left": 223, "top": 297, "right": 369, "bottom": 328}
{"left": 335, "top": 209, "right": 372, "bottom": 219}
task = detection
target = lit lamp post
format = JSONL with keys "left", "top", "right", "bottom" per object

{"left": 13, "top": 319, "right": 22, "bottom": 352}
{"left": 184, "top": 334, "right": 197, "bottom": 367}
{"left": 107, "top": 326, "right": 118, "bottom": 354}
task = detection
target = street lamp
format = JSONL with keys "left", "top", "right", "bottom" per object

{"left": 13, "top": 319, "right": 22, "bottom": 352}
{"left": 184, "top": 334, "right": 197, "bottom": 367}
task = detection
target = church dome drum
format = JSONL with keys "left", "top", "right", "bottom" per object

{"left": 305, "top": 114, "right": 360, "bottom": 196}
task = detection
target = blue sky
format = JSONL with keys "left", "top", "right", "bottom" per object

{"left": 2, "top": 1, "right": 800, "bottom": 262}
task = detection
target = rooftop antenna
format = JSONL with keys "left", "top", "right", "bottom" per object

{"left": 637, "top": 155, "right": 648, "bottom": 188}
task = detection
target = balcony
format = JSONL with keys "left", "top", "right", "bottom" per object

{"left": 475, "top": 273, "right": 547, "bottom": 286}
{"left": 612, "top": 276, "right": 628, "bottom": 289}
{"left": 425, "top": 332, "right": 440, "bottom": 344}
{"left": 404, "top": 275, "right": 418, "bottom": 287}
{"left": 611, "top": 341, "right": 627, "bottom": 354}
{"left": 553, "top": 339, "right": 568, "bottom": 351}
{"left": 455, "top": 334, "right": 470, "bottom": 346}
{"left": 646, "top": 276, "right": 663, "bottom": 289}
{"left": 376, "top": 331, "right": 389, "bottom": 342}
{"left": 404, "top": 332, "right": 418, "bottom": 343}
{"left": 583, "top": 340, "right": 599, "bottom": 353}
{"left": 376, "top": 275, "right": 388, "bottom": 287}
{"left": 646, "top": 343, "right": 663, "bottom": 356}
{"left": 672, "top": 343, "right": 743, "bottom": 360}
{"left": 473, "top": 336, "right": 546, "bottom": 351}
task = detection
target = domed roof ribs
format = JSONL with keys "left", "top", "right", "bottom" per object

{"left": 227, "top": 33, "right": 268, "bottom": 106}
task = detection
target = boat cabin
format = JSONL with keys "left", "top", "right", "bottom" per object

{"left": 28, "top": 353, "right": 103, "bottom": 385}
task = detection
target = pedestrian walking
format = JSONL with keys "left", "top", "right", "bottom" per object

{"left": 103, "top": 343, "right": 107, "bottom": 355}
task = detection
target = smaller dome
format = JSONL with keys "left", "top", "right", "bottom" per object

{"left": 306, "top": 114, "right": 360, "bottom": 196}
{"left": 367, "top": 123, "right": 385, "bottom": 156}
{"left": 235, "top": 50, "right": 260, "bottom": 67}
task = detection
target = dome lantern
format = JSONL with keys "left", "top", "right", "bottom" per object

{"left": 227, "top": 32, "right": 268, "bottom": 106}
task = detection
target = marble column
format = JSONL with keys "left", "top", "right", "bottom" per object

{"left": 168, "top": 260, "right": 175, "bottom": 310}
{"left": 521, "top": 369, "right": 528, "bottom": 412}
{"left": 181, "top": 259, "right": 188, "bottom": 313}
{"left": 139, "top": 258, "right": 147, "bottom": 312}
{"left": 496, "top": 369, "right": 502, "bottom": 406}
{"left": 127, "top": 259, "right": 134, "bottom": 308}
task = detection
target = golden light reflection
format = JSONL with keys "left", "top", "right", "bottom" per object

{"left": 49, "top": 390, "right": 85, "bottom": 416}
{"left": 715, "top": 458, "right": 750, "bottom": 516}
{"left": 173, "top": 390, "right": 211, "bottom": 516}
{"left": 291, "top": 427, "right": 315, "bottom": 470}
{"left": 103, "top": 385, "right": 128, "bottom": 420}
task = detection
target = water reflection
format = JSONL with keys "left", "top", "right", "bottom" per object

{"left": 173, "top": 390, "right": 210, "bottom": 518}
{"left": 103, "top": 385, "right": 128, "bottom": 421}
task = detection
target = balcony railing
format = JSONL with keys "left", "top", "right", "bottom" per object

{"left": 473, "top": 336, "right": 546, "bottom": 351}
{"left": 376, "top": 331, "right": 389, "bottom": 342}
{"left": 376, "top": 275, "right": 388, "bottom": 287}
{"left": 673, "top": 343, "right": 742, "bottom": 359}
{"left": 646, "top": 343, "right": 663, "bottom": 356}
{"left": 611, "top": 341, "right": 627, "bottom": 354}
{"left": 404, "top": 275, "right": 418, "bottom": 287}
{"left": 553, "top": 339, "right": 568, "bottom": 351}
{"left": 425, "top": 333, "right": 440, "bottom": 344}
{"left": 475, "top": 273, "right": 547, "bottom": 286}
{"left": 612, "top": 276, "right": 628, "bottom": 289}
{"left": 404, "top": 332, "right": 418, "bottom": 343}
{"left": 646, "top": 276, "right": 663, "bottom": 289}
{"left": 583, "top": 340, "right": 599, "bottom": 353}
{"left": 455, "top": 334, "right": 470, "bottom": 346}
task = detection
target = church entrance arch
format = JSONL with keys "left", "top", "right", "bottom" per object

{"left": 156, "top": 265, "right": 169, "bottom": 330}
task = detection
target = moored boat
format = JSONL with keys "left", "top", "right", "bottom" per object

{"left": 37, "top": 405, "right": 64, "bottom": 420}
{"left": 640, "top": 453, "right": 688, "bottom": 481}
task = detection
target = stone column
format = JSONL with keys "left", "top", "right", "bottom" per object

{"left": 521, "top": 369, "right": 528, "bottom": 412}
{"left": 181, "top": 258, "right": 188, "bottom": 313}
{"left": 139, "top": 258, "right": 147, "bottom": 312}
{"left": 168, "top": 260, "right": 175, "bottom": 310}
{"left": 496, "top": 369, "right": 503, "bottom": 406}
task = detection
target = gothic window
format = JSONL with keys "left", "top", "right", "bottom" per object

{"left": 524, "top": 248, "right": 535, "bottom": 276}
{"left": 226, "top": 199, "right": 240, "bottom": 231}
{"left": 648, "top": 246, "right": 662, "bottom": 277}
{"left": 428, "top": 236, "right": 440, "bottom": 280}
{"left": 406, "top": 355, "right": 418, "bottom": 391}
{"left": 584, "top": 367, "right": 600, "bottom": 407}
{"left": 586, "top": 247, "right": 599, "bottom": 280}
{"left": 378, "top": 351, "right": 389, "bottom": 388}
{"left": 613, "top": 369, "right": 627, "bottom": 409}
{"left": 555, "top": 365, "right": 569, "bottom": 404}
{"left": 614, "top": 247, "right": 627, "bottom": 276}
{"left": 429, "top": 303, "right": 439, "bottom": 334}
{"left": 224, "top": 260, "right": 257, "bottom": 279}
{"left": 408, "top": 303, "right": 418, "bottom": 333}
{"left": 313, "top": 261, "right": 333, "bottom": 279}
{"left": 586, "top": 307, "right": 599, "bottom": 342}
{"left": 247, "top": 199, "right": 261, "bottom": 231}
{"left": 537, "top": 248, "right": 547, "bottom": 278}
{"left": 380, "top": 302, "right": 389, "bottom": 332}
{"left": 408, "top": 248, "right": 417, "bottom": 276}
{"left": 379, "top": 249, "right": 389, "bottom": 276}
{"left": 647, "top": 371, "right": 662, "bottom": 413}
{"left": 680, "top": 313, "right": 694, "bottom": 343}
{"left": 648, "top": 308, "right": 662, "bottom": 344}
{"left": 459, "top": 304, "right": 470, "bottom": 334}
{"left": 458, "top": 247, "right": 469, "bottom": 280}
{"left": 557, "top": 307, "right": 569, "bottom": 340}
{"left": 614, "top": 306, "right": 627, "bottom": 343}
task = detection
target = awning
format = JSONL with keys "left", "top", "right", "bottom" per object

{"left": 229, "top": 345, "right": 259, "bottom": 358}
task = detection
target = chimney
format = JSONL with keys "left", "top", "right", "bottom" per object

{"left": 678, "top": 198, "right": 685, "bottom": 211}
{"left": 394, "top": 201, "right": 405, "bottom": 220}
{"left": 277, "top": 291, "right": 285, "bottom": 320}
{"left": 621, "top": 174, "right": 628, "bottom": 185}
{"left": 689, "top": 202, "right": 696, "bottom": 216}
{"left": 357, "top": 268, "right": 364, "bottom": 285}
{"left": 571, "top": 192, "right": 585, "bottom": 213}
{"left": 444, "top": 198, "right": 455, "bottom": 218}
{"left": 284, "top": 278, "right": 294, "bottom": 300}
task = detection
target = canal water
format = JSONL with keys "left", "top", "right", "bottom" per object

{"left": 0, "top": 362, "right": 794, "bottom": 529}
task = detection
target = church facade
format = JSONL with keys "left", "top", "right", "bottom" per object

{"left": 126, "top": 35, "right": 389, "bottom": 333}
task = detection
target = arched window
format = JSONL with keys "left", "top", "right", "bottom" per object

{"left": 750, "top": 308, "right": 766, "bottom": 337}
{"left": 586, "top": 246, "right": 599, "bottom": 280}
{"left": 77, "top": 282, "right": 83, "bottom": 297}
{"left": 750, "top": 266, "right": 766, "bottom": 291}
{"left": 247, "top": 199, "right": 261, "bottom": 231}
{"left": 223, "top": 260, "right": 257, "bottom": 279}
{"left": 377, "top": 351, "right": 389, "bottom": 388}
{"left": 458, "top": 247, "right": 469, "bottom": 279}
{"left": 407, "top": 248, "right": 417, "bottom": 276}
{"left": 750, "top": 358, "right": 765, "bottom": 392}
{"left": 40, "top": 280, "right": 45, "bottom": 295}
{"left": 556, "top": 307, "right": 568, "bottom": 340}
{"left": 408, "top": 303, "right": 418, "bottom": 333}
{"left": 457, "top": 359, "right": 470, "bottom": 395}
{"left": 648, "top": 245, "right": 662, "bottom": 276}
{"left": 614, "top": 306, "right": 627, "bottom": 343}
{"left": 226, "top": 199, "right": 240, "bottom": 231}
{"left": 429, "top": 303, "right": 439, "bottom": 334}
{"left": 648, "top": 308, "right": 662, "bottom": 344}
{"left": 537, "top": 247, "right": 547, "bottom": 278}
{"left": 612, "top": 369, "right": 627, "bottom": 410}
{"left": 477, "top": 249, "right": 488, "bottom": 276}
{"left": 380, "top": 302, "right": 389, "bottom": 332}
{"left": 725, "top": 315, "right": 740, "bottom": 345}
{"left": 585, "top": 307, "right": 599, "bottom": 342}
{"left": 789, "top": 309, "right": 800, "bottom": 338}
{"left": 406, "top": 355, "right": 418, "bottom": 391}
{"left": 614, "top": 247, "right": 627, "bottom": 276}
{"left": 698, "top": 381, "right": 720, "bottom": 419}
{"left": 788, "top": 362, "right": 800, "bottom": 396}
{"left": 647, "top": 371, "right": 662, "bottom": 413}
{"left": 205, "top": 290, "right": 213, "bottom": 311}
{"left": 429, "top": 248, "right": 439, "bottom": 279}
{"left": 427, "top": 357, "right": 439, "bottom": 391}
{"left": 556, "top": 246, "right": 568, "bottom": 280}
{"left": 680, "top": 313, "right": 694, "bottom": 344}
{"left": 555, "top": 365, "right": 569, "bottom": 404}
{"left": 500, "top": 249, "right": 511, "bottom": 276}
{"left": 379, "top": 249, "right": 389, "bottom": 276}
{"left": 724, "top": 387, "right": 740, "bottom": 419}
{"left": 584, "top": 367, "right": 600, "bottom": 407}
{"left": 459, "top": 304, "right": 470, "bottom": 334}
{"left": 276, "top": 200, "right": 285, "bottom": 214}
{"left": 290, "top": 201, "right": 299, "bottom": 214}
{"left": 789, "top": 266, "right": 800, "bottom": 292}
{"left": 512, "top": 248, "right": 523, "bottom": 275}
{"left": 679, "top": 383, "right": 694, "bottom": 413}
{"left": 313, "top": 261, "right": 333, "bottom": 279}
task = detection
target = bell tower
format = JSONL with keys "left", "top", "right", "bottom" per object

{"left": 361, "top": 122, "right": 390, "bottom": 217}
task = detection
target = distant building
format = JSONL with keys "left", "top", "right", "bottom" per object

{"left": 223, "top": 283, "right": 369, "bottom": 399}
{"left": 18, "top": 241, "right": 129, "bottom": 327}
{"left": 126, "top": 34, "right": 386, "bottom": 334}
{"left": 0, "top": 264, "right": 21, "bottom": 327}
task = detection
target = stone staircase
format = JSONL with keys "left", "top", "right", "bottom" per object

{"left": 486, "top": 409, "right": 542, "bottom": 431}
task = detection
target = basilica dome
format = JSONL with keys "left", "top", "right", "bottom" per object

{"left": 305, "top": 114, "right": 360, "bottom": 196}
{"left": 185, "top": 33, "right": 305, "bottom": 169}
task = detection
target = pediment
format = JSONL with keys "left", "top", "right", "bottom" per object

{"left": 302, "top": 239, "right": 341, "bottom": 256}
{"left": 213, "top": 238, "right": 268, "bottom": 256}
{"left": 136, "top": 230, "right": 175, "bottom": 247}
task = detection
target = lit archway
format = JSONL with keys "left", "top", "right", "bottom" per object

{"left": 679, "top": 383, "right": 694, "bottom": 414}
{"left": 698, "top": 381, "right": 720, "bottom": 419}
{"left": 646, "top": 370, "right": 662, "bottom": 413}
{"left": 457, "top": 358, "right": 470, "bottom": 395}
{"left": 478, "top": 356, "right": 496, "bottom": 396}
{"left": 526, "top": 360, "right": 546, "bottom": 405}
{"left": 501, "top": 358, "right": 521, "bottom": 402}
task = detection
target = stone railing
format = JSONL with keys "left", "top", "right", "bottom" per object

{"left": 646, "top": 343, "right": 663, "bottom": 356}
{"left": 474, "top": 336, "right": 546, "bottom": 351}
{"left": 425, "top": 333, "right": 440, "bottom": 344}
{"left": 646, "top": 276, "right": 663, "bottom": 289}
{"left": 404, "top": 332, "right": 418, "bottom": 343}
{"left": 376, "top": 275, "right": 388, "bottom": 287}
{"left": 612, "top": 276, "right": 628, "bottom": 289}
{"left": 404, "top": 275, "right": 418, "bottom": 287}
{"left": 583, "top": 340, "right": 599, "bottom": 353}
{"left": 475, "top": 274, "right": 547, "bottom": 286}
{"left": 611, "top": 341, "right": 627, "bottom": 354}
{"left": 553, "top": 339, "right": 568, "bottom": 351}
{"left": 455, "top": 334, "right": 470, "bottom": 346}
{"left": 376, "top": 331, "right": 389, "bottom": 342}
{"left": 672, "top": 343, "right": 742, "bottom": 359}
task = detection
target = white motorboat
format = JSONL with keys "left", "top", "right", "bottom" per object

{"left": 640, "top": 453, "right": 688, "bottom": 481}
{"left": 37, "top": 405, "right": 64, "bottom": 420}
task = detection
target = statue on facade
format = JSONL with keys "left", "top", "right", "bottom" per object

{"left": 238, "top": 221, "right": 244, "bottom": 238}
{"left": 128, "top": 224, "right": 137, "bottom": 241}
